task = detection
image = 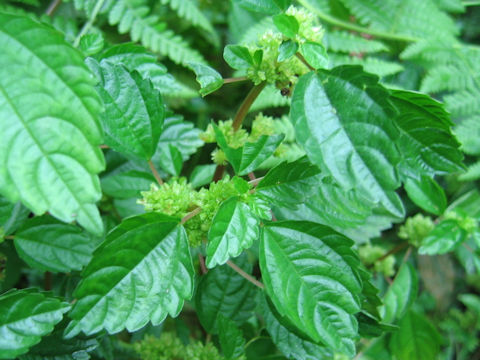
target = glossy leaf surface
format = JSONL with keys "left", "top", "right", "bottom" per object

{"left": 188, "top": 62, "right": 224, "bottom": 96}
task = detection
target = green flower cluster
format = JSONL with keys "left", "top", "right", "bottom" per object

{"left": 134, "top": 333, "right": 224, "bottom": 360}
{"left": 358, "top": 244, "right": 396, "bottom": 277}
{"left": 139, "top": 177, "right": 251, "bottom": 246}
{"left": 200, "top": 114, "right": 277, "bottom": 165}
{"left": 444, "top": 210, "right": 478, "bottom": 233}
{"left": 246, "top": 6, "right": 324, "bottom": 87}
{"left": 398, "top": 213, "right": 435, "bottom": 247}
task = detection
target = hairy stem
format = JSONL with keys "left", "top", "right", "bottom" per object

{"left": 181, "top": 207, "right": 202, "bottom": 225}
{"left": 227, "top": 260, "right": 265, "bottom": 289}
{"left": 297, "top": 0, "right": 419, "bottom": 43}
{"left": 296, "top": 53, "right": 315, "bottom": 72}
{"left": 73, "top": 0, "right": 106, "bottom": 47}
{"left": 223, "top": 76, "right": 249, "bottom": 84}
{"left": 45, "top": 0, "right": 62, "bottom": 16}
{"left": 148, "top": 160, "right": 164, "bottom": 186}
{"left": 232, "top": 82, "right": 267, "bottom": 131}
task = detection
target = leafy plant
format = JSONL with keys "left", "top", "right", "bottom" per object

{"left": 0, "top": 0, "right": 479, "bottom": 359}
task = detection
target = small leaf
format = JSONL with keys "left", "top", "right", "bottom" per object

{"left": 390, "top": 311, "right": 441, "bottom": 360}
{"left": 188, "top": 62, "right": 224, "bottom": 96}
{"left": 419, "top": 219, "right": 467, "bottom": 255}
{"left": 0, "top": 196, "right": 30, "bottom": 236}
{"left": 273, "top": 14, "right": 299, "bottom": 38}
{"left": 65, "top": 213, "right": 194, "bottom": 337}
{"left": 224, "top": 45, "right": 254, "bottom": 70}
{"left": 404, "top": 175, "right": 447, "bottom": 215}
{"left": 87, "top": 59, "right": 165, "bottom": 160}
{"left": 0, "top": 289, "right": 70, "bottom": 359}
{"left": 259, "top": 221, "right": 363, "bottom": 356}
{"left": 381, "top": 263, "right": 418, "bottom": 323}
{"left": 195, "top": 255, "right": 258, "bottom": 333}
{"left": 206, "top": 196, "right": 260, "bottom": 268}
{"left": 256, "top": 157, "right": 322, "bottom": 208}
{"left": 299, "top": 41, "right": 329, "bottom": 69}
{"left": 156, "top": 144, "right": 183, "bottom": 176}
{"left": 218, "top": 315, "right": 246, "bottom": 360}
{"left": 101, "top": 170, "right": 156, "bottom": 199}
{"left": 278, "top": 40, "right": 298, "bottom": 62}
{"left": 189, "top": 164, "right": 216, "bottom": 188}
{"left": 14, "top": 216, "right": 94, "bottom": 273}
{"left": 79, "top": 33, "right": 104, "bottom": 56}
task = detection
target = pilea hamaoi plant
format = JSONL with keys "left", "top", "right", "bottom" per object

{"left": 0, "top": 0, "right": 479, "bottom": 359}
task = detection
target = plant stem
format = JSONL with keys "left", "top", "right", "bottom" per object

{"left": 223, "top": 76, "right": 249, "bottom": 84}
{"left": 181, "top": 207, "right": 202, "bottom": 225}
{"left": 296, "top": 53, "right": 315, "bottom": 71}
{"left": 99, "top": 144, "right": 109, "bottom": 149}
{"left": 73, "top": 0, "right": 106, "bottom": 47}
{"left": 4, "top": 235, "right": 14, "bottom": 240}
{"left": 248, "top": 176, "right": 264, "bottom": 187}
{"left": 232, "top": 82, "right": 267, "bottom": 131}
{"left": 44, "top": 272, "right": 52, "bottom": 291}
{"left": 198, "top": 253, "right": 208, "bottom": 274}
{"left": 297, "top": 0, "right": 420, "bottom": 43}
{"left": 45, "top": 0, "right": 62, "bottom": 16}
{"left": 376, "top": 242, "right": 408, "bottom": 262}
{"left": 212, "top": 164, "right": 226, "bottom": 182}
{"left": 227, "top": 260, "right": 265, "bottom": 289}
{"left": 463, "top": 0, "right": 480, "bottom": 6}
{"left": 148, "top": 160, "right": 163, "bottom": 186}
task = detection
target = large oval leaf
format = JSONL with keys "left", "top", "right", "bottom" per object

{"left": 259, "top": 221, "right": 363, "bottom": 357}
{"left": 65, "top": 213, "right": 194, "bottom": 337}
{"left": 14, "top": 216, "right": 94, "bottom": 273}
{"left": 0, "top": 13, "right": 105, "bottom": 234}
{"left": 290, "top": 66, "right": 403, "bottom": 217}
{"left": 0, "top": 289, "right": 70, "bottom": 359}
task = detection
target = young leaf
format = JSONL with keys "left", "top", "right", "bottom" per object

{"left": 188, "top": 62, "right": 224, "bottom": 97}
{"left": 195, "top": 255, "right": 258, "bottom": 333}
{"left": 206, "top": 196, "right": 260, "bottom": 268}
{"left": 65, "top": 213, "right": 194, "bottom": 337}
{"left": 214, "top": 125, "right": 284, "bottom": 175}
{"left": 0, "top": 289, "right": 70, "bottom": 359}
{"left": 87, "top": 59, "right": 165, "bottom": 160}
{"left": 156, "top": 144, "right": 183, "bottom": 176}
{"left": 403, "top": 174, "right": 447, "bottom": 215}
{"left": 101, "top": 170, "right": 156, "bottom": 199}
{"left": 381, "top": 263, "right": 418, "bottom": 323}
{"left": 218, "top": 315, "right": 246, "bottom": 360}
{"left": 299, "top": 41, "right": 329, "bottom": 69}
{"left": 223, "top": 45, "right": 254, "bottom": 70}
{"left": 259, "top": 221, "right": 363, "bottom": 357}
{"left": 14, "top": 216, "right": 94, "bottom": 273}
{"left": 419, "top": 219, "right": 467, "bottom": 255}
{"left": 256, "top": 156, "right": 322, "bottom": 208}
{"left": 0, "top": 13, "right": 105, "bottom": 235}
{"left": 189, "top": 164, "right": 216, "bottom": 188}
{"left": 290, "top": 66, "right": 403, "bottom": 217}
{"left": 278, "top": 40, "right": 299, "bottom": 62}
{"left": 79, "top": 33, "right": 104, "bottom": 56}
{"left": 273, "top": 14, "right": 299, "bottom": 38}
{"left": 260, "top": 295, "right": 332, "bottom": 360}
{"left": 389, "top": 311, "right": 441, "bottom": 360}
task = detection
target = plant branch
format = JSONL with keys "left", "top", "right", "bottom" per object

{"left": 248, "top": 176, "right": 264, "bottom": 187}
{"left": 73, "top": 0, "right": 106, "bottom": 47}
{"left": 297, "top": 0, "right": 420, "bottom": 43}
{"left": 198, "top": 254, "right": 208, "bottom": 274}
{"left": 376, "top": 242, "right": 408, "bottom": 262}
{"left": 232, "top": 82, "right": 267, "bottom": 131}
{"left": 227, "top": 260, "right": 265, "bottom": 289}
{"left": 181, "top": 207, "right": 202, "bottom": 225}
{"left": 463, "top": 0, "right": 480, "bottom": 6}
{"left": 45, "top": 0, "right": 62, "bottom": 16}
{"left": 296, "top": 53, "right": 315, "bottom": 71}
{"left": 212, "top": 164, "right": 226, "bottom": 182}
{"left": 223, "top": 76, "right": 249, "bottom": 84}
{"left": 148, "top": 160, "right": 163, "bottom": 185}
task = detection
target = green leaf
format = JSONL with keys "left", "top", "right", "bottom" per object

{"left": 65, "top": 213, "right": 194, "bottom": 337}
{"left": 218, "top": 315, "right": 246, "bottom": 360}
{"left": 403, "top": 175, "right": 447, "bottom": 215}
{"left": 389, "top": 311, "right": 441, "bottom": 360}
{"left": 214, "top": 125, "right": 284, "bottom": 175}
{"left": 101, "top": 170, "right": 156, "bottom": 199}
{"left": 14, "top": 216, "right": 94, "bottom": 273}
{"left": 206, "top": 196, "right": 260, "bottom": 268}
{"left": 157, "top": 144, "right": 183, "bottom": 177}
{"left": 87, "top": 59, "right": 165, "bottom": 160}
{"left": 290, "top": 66, "right": 403, "bottom": 217}
{"left": 0, "top": 13, "right": 105, "bottom": 235}
{"left": 260, "top": 295, "right": 332, "bottom": 360}
{"left": 224, "top": 45, "right": 254, "bottom": 70}
{"left": 391, "top": 90, "right": 464, "bottom": 175}
{"left": 277, "top": 40, "right": 298, "bottom": 62}
{"left": 79, "top": 33, "right": 104, "bottom": 56}
{"left": 0, "top": 289, "right": 70, "bottom": 359}
{"left": 0, "top": 196, "right": 30, "bottom": 236}
{"left": 381, "top": 263, "right": 418, "bottom": 323}
{"left": 189, "top": 164, "right": 216, "bottom": 188}
{"left": 256, "top": 157, "right": 322, "bottom": 208}
{"left": 259, "top": 221, "right": 363, "bottom": 356}
{"left": 299, "top": 41, "right": 329, "bottom": 69}
{"left": 419, "top": 219, "right": 467, "bottom": 255}
{"left": 188, "top": 62, "right": 224, "bottom": 97}
{"left": 195, "top": 255, "right": 258, "bottom": 333}
{"left": 273, "top": 14, "right": 299, "bottom": 38}
{"left": 233, "top": 0, "right": 290, "bottom": 14}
